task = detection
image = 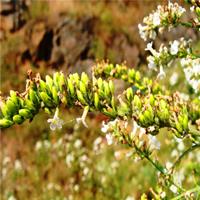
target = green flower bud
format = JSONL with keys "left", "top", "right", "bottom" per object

{"left": 135, "top": 71, "right": 140, "bottom": 82}
{"left": 60, "top": 95, "right": 68, "bottom": 107}
{"left": 160, "top": 99, "right": 168, "bottom": 109}
{"left": 19, "top": 108, "right": 32, "bottom": 118}
{"left": 103, "top": 81, "right": 110, "bottom": 97}
{"left": 0, "top": 102, "right": 10, "bottom": 118}
{"left": 128, "top": 69, "right": 135, "bottom": 80}
{"left": 39, "top": 80, "right": 48, "bottom": 92}
{"left": 108, "top": 80, "right": 114, "bottom": 94}
{"left": 29, "top": 89, "right": 40, "bottom": 106}
{"left": 118, "top": 101, "right": 129, "bottom": 117}
{"left": 77, "top": 90, "right": 87, "bottom": 105}
{"left": 44, "top": 107, "right": 52, "bottom": 115}
{"left": 71, "top": 73, "right": 79, "bottom": 85}
{"left": 97, "top": 78, "right": 103, "bottom": 91}
{"left": 126, "top": 88, "right": 134, "bottom": 102}
{"left": 52, "top": 86, "right": 60, "bottom": 105}
{"left": 175, "top": 121, "right": 183, "bottom": 133}
{"left": 102, "top": 107, "right": 116, "bottom": 118}
{"left": 149, "top": 94, "right": 155, "bottom": 106}
{"left": 133, "top": 95, "right": 142, "bottom": 110}
{"left": 182, "top": 114, "right": 189, "bottom": 131}
{"left": 53, "top": 72, "right": 60, "bottom": 89}
{"left": 0, "top": 118, "right": 14, "bottom": 128}
{"left": 67, "top": 79, "right": 75, "bottom": 97}
{"left": 81, "top": 72, "right": 89, "bottom": 85}
{"left": 157, "top": 108, "right": 170, "bottom": 122}
{"left": 143, "top": 106, "right": 154, "bottom": 124}
{"left": 111, "top": 96, "right": 116, "bottom": 111}
{"left": 39, "top": 92, "right": 53, "bottom": 107}
{"left": 45, "top": 75, "right": 53, "bottom": 90}
{"left": 10, "top": 90, "right": 19, "bottom": 106}
{"left": 79, "top": 81, "right": 87, "bottom": 96}
{"left": 13, "top": 115, "right": 24, "bottom": 124}
{"left": 121, "top": 74, "right": 128, "bottom": 81}
{"left": 94, "top": 92, "right": 100, "bottom": 108}
{"left": 195, "top": 7, "right": 200, "bottom": 17}
{"left": 6, "top": 99, "right": 17, "bottom": 115}
{"left": 138, "top": 114, "right": 146, "bottom": 126}
{"left": 25, "top": 99, "right": 36, "bottom": 112}
{"left": 58, "top": 72, "right": 66, "bottom": 92}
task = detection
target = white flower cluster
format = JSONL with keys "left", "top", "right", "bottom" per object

{"left": 131, "top": 121, "right": 160, "bottom": 151}
{"left": 138, "top": 1, "right": 186, "bottom": 41}
{"left": 181, "top": 58, "right": 200, "bottom": 94}
{"left": 101, "top": 119, "right": 119, "bottom": 145}
{"left": 102, "top": 119, "right": 160, "bottom": 151}
{"left": 146, "top": 38, "right": 192, "bottom": 80}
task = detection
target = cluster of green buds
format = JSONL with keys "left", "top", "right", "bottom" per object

{"left": 1, "top": 65, "right": 199, "bottom": 143}
{"left": 93, "top": 62, "right": 162, "bottom": 95}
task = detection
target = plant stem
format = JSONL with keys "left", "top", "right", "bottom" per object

{"left": 171, "top": 186, "right": 200, "bottom": 200}
{"left": 171, "top": 143, "right": 200, "bottom": 172}
{"left": 132, "top": 143, "right": 184, "bottom": 192}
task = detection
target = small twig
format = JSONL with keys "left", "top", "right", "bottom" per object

{"left": 171, "top": 143, "right": 200, "bottom": 172}
{"left": 171, "top": 186, "right": 200, "bottom": 200}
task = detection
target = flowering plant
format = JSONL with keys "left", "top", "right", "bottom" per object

{"left": 1, "top": 0, "right": 200, "bottom": 199}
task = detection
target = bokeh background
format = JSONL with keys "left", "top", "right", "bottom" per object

{"left": 1, "top": 0, "right": 200, "bottom": 199}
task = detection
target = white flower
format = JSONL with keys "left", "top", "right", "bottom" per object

{"left": 65, "top": 154, "right": 74, "bottom": 167}
{"left": 170, "top": 185, "right": 178, "bottom": 194}
{"left": 76, "top": 106, "right": 89, "bottom": 128}
{"left": 131, "top": 120, "right": 146, "bottom": 139}
{"left": 3, "top": 156, "right": 11, "bottom": 165}
{"left": 8, "top": 196, "right": 17, "bottom": 200}
{"left": 35, "top": 141, "right": 42, "bottom": 151}
{"left": 83, "top": 167, "right": 90, "bottom": 176}
{"left": 47, "top": 108, "right": 64, "bottom": 131}
{"left": 174, "top": 170, "right": 185, "bottom": 186}
{"left": 148, "top": 135, "right": 160, "bottom": 150}
{"left": 145, "top": 42, "right": 158, "bottom": 56}
{"left": 106, "top": 133, "right": 113, "bottom": 145}
{"left": 138, "top": 24, "right": 147, "bottom": 41}
{"left": 177, "top": 141, "right": 185, "bottom": 151}
{"left": 94, "top": 137, "right": 102, "bottom": 146}
{"left": 170, "top": 40, "right": 179, "bottom": 55}
{"left": 74, "top": 184, "right": 79, "bottom": 192}
{"left": 170, "top": 72, "right": 178, "bottom": 86}
{"left": 148, "top": 126, "right": 156, "bottom": 132}
{"left": 157, "top": 66, "right": 166, "bottom": 79}
{"left": 171, "top": 149, "right": 179, "bottom": 157}
{"left": 147, "top": 56, "right": 157, "bottom": 69}
{"left": 131, "top": 120, "right": 139, "bottom": 139}
{"left": 101, "top": 121, "right": 109, "bottom": 133}
{"left": 179, "top": 93, "right": 189, "bottom": 101}
{"left": 114, "top": 151, "right": 121, "bottom": 159}
{"left": 166, "top": 161, "right": 173, "bottom": 171}
{"left": 74, "top": 139, "right": 82, "bottom": 148}
{"left": 125, "top": 196, "right": 135, "bottom": 200}
{"left": 160, "top": 192, "right": 166, "bottom": 198}
{"left": 190, "top": 6, "right": 195, "bottom": 12}
{"left": 14, "top": 160, "right": 22, "bottom": 171}
{"left": 93, "top": 137, "right": 102, "bottom": 151}
{"left": 153, "top": 12, "right": 161, "bottom": 26}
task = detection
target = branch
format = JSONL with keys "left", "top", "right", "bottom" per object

{"left": 0, "top": 64, "right": 199, "bottom": 142}
{"left": 171, "top": 143, "right": 200, "bottom": 172}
